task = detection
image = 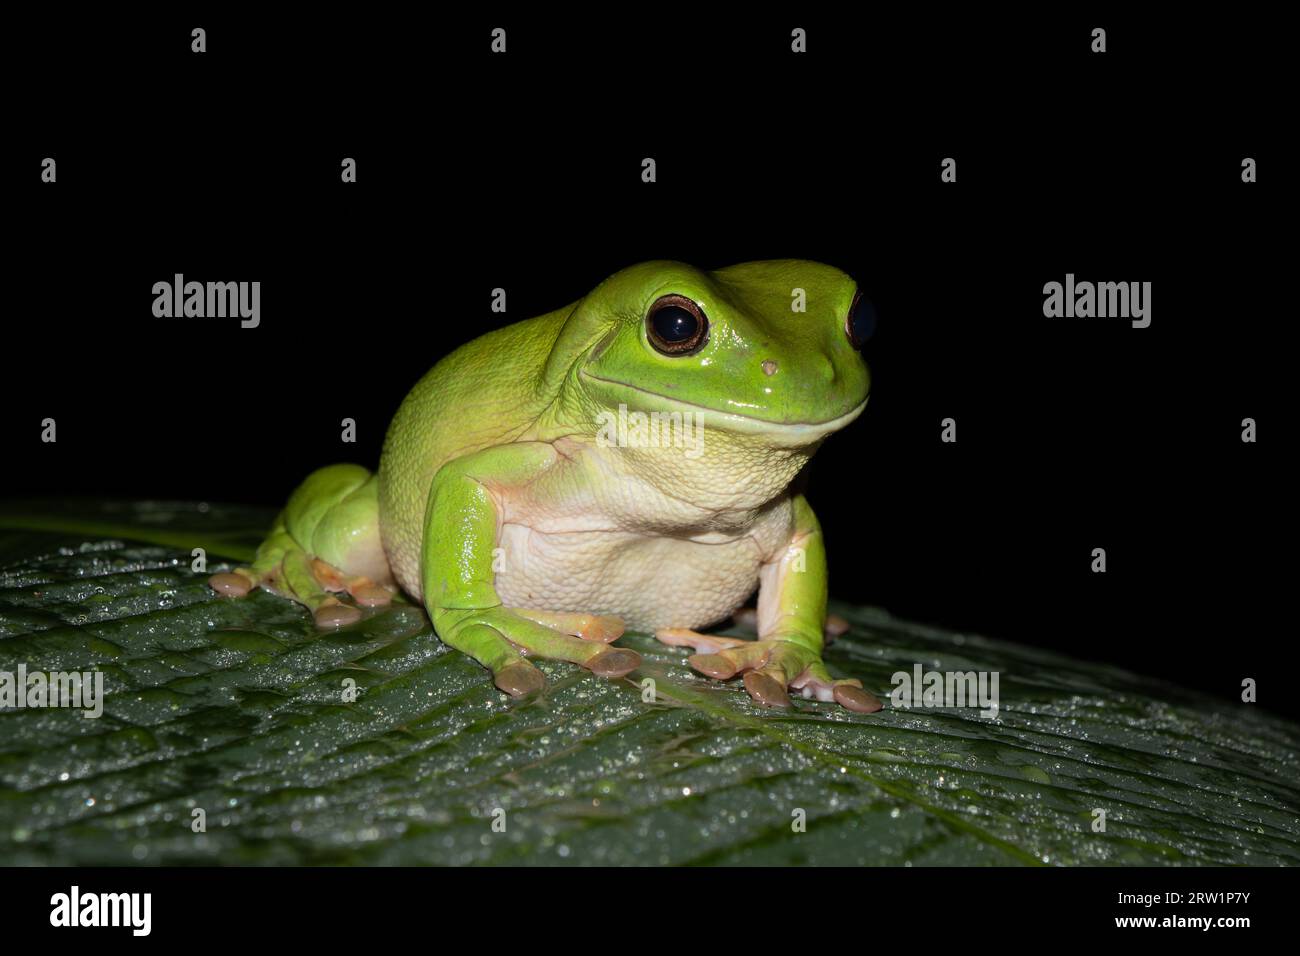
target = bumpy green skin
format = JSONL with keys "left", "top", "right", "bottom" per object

{"left": 217, "top": 260, "right": 879, "bottom": 711}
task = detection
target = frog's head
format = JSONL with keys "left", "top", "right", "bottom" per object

{"left": 556, "top": 260, "right": 873, "bottom": 448}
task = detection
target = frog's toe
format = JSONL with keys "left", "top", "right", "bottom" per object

{"left": 459, "top": 608, "right": 641, "bottom": 685}
{"left": 824, "top": 612, "right": 850, "bottom": 643}
{"left": 789, "top": 667, "right": 883, "bottom": 713}
{"left": 743, "top": 670, "right": 792, "bottom": 708}
{"left": 494, "top": 659, "right": 546, "bottom": 697}
{"left": 310, "top": 557, "right": 349, "bottom": 592}
{"left": 570, "top": 613, "right": 624, "bottom": 643}
{"left": 208, "top": 570, "right": 255, "bottom": 597}
{"left": 834, "top": 683, "right": 883, "bottom": 713}
{"left": 788, "top": 667, "right": 845, "bottom": 702}
{"left": 687, "top": 653, "right": 740, "bottom": 680}
{"left": 654, "top": 627, "right": 748, "bottom": 655}
{"left": 313, "top": 599, "right": 363, "bottom": 629}
{"left": 587, "top": 647, "right": 642, "bottom": 678}
{"left": 311, "top": 558, "right": 397, "bottom": 610}
{"left": 347, "top": 579, "right": 395, "bottom": 607}
{"left": 667, "top": 635, "right": 797, "bottom": 708}
{"left": 685, "top": 639, "right": 770, "bottom": 680}
{"left": 676, "top": 637, "right": 881, "bottom": 715}
{"left": 512, "top": 608, "right": 624, "bottom": 643}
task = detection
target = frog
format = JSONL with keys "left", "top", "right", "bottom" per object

{"left": 209, "top": 260, "right": 882, "bottom": 713}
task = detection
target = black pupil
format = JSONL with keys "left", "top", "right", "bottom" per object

{"left": 851, "top": 298, "right": 877, "bottom": 344}
{"left": 653, "top": 305, "right": 698, "bottom": 343}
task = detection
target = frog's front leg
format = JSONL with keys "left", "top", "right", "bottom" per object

{"left": 656, "top": 495, "right": 881, "bottom": 714}
{"left": 423, "top": 442, "right": 642, "bottom": 697}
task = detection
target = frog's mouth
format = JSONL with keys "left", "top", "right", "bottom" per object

{"left": 580, "top": 372, "right": 869, "bottom": 445}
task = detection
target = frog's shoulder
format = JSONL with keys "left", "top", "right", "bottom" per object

{"left": 377, "top": 306, "right": 576, "bottom": 571}
{"left": 388, "top": 307, "right": 570, "bottom": 456}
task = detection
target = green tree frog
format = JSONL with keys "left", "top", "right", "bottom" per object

{"left": 210, "top": 260, "right": 882, "bottom": 713}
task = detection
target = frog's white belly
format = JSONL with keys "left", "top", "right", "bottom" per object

{"left": 484, "top": 435, "right": 804, "bottom": 632}
{"left": 381, "top": 431, "right": 808, "bottom": 630}
{"left": 494, "top": 523, "right": 769, "bottom": 632}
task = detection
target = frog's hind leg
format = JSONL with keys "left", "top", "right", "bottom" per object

{"left": 207, "top": 464, "right": 395, "bottom": 628}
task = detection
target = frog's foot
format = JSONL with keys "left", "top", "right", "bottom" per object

{"left": 729, "top": 608, "right": 851, "bottom": 645}
{"left": 210, "top": 552, "right": 373, "bottom": 628}
{"left": 436, "top": 606, "right": 640, "bottom": 698}
{"left": 308, "top": 558, "right": 395, "bottom": 608}
{"left": 206, "top": 464, "right": 393, "bottom": 629}
{"left": 655, "top": 628, "right": 882, "bottom": 714}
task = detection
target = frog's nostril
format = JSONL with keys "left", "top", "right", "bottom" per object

{"left": 761, "top": 360, "right": 778, "bottom": 377}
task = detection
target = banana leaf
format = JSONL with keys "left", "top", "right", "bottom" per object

{"left": 1, "top": 501, "right": 1297, "bottom": 866}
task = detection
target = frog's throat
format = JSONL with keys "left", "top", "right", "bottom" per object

{"left": 579, "top": 372, "right": 868, "bottom": 445}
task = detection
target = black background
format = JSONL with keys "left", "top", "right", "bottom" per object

{"left": 4, "top": 11, "right": 1289, "bottom": 718}
{"left": 0, "top": 864, "right": 1286, "bottom": 939}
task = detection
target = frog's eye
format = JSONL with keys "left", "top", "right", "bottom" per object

{"left": 646, "top": 294, "right": 709, "bottom": 356}
{"left": 846, "top": 290, "right": 877, "bottom": 350}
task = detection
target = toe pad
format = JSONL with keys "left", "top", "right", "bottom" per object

{"left": 314, "top": 604, "right": 362, "bottom": 628}
{"left": 744, "top": 672, "right": 791, "bottom": 708}
{"left": 495, "top": 661, "right": 546, "bottom": 697}
{"left": 834, "top": 684, "right": 883, "bottom": 713}
{"left": 208, "top": 572, "right": 252, "bottom": 597}
{"left": 587, "top": 648, "right": 642, "bottom": 678}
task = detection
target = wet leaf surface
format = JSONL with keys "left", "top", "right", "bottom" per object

{"left": 1, "top": 501, "right": 1297, "bottom": 865}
